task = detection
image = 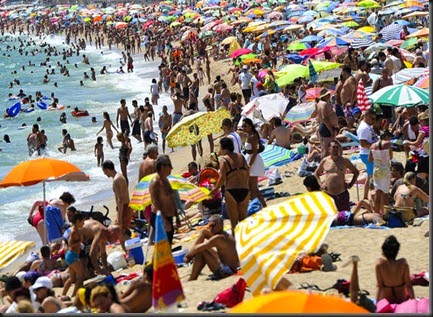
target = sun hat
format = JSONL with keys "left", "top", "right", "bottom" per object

{"left": 418, "top": 111, "right": 429, "bottom": 121}
{"left": 319, "top": 88, "right": 331, "bottom": 99}
{"left": 351, "top": 107, "right": 362, "bottom": 116}
{"left": 31, "top": 276, "right": 53, "bottom": 290}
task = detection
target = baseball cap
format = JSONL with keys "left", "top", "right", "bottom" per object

{"left": 242, "top": 65, "right": 248, "bottom": 70}
{"left": 5, "top": 276, "right": 22, "bottom": 292}
{"left": 31, "top": 276, "right": 53, "bottom": 290}
{"left": 256, "top": 82, "right": 263, "bottom": 89}
{"left": 351, "top": 107, "right": 361, "bottom": 116}
{"left": 24, "top": 270, "right": 42, "bottom": 285}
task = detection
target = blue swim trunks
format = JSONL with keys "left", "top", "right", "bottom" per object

{"left": 65, "top": 251, "right": 80, "bottom": 266}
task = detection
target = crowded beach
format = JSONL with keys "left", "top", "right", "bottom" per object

{"left": 0, "top": 0, "right": 430, "bottom": 314}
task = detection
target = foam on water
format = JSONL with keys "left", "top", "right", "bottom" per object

{"left": 0, "top": 32, "right": 172, "bottom": 240}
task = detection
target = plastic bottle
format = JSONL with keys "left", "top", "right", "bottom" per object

{"left": 127, "top": 251, "right": 135, "bottom": 267}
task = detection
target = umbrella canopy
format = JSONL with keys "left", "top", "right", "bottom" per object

{"left": 229, "top": 290, "right": 369, "bottom": 313}
{"left": 242, "top": 93, "right": 288, "bottom": 122}
{"left": 392, "top": 67, "right": 429, "bottom": 84}
{"left": 166, "top": 108, "right": 230, "bottom": 148}
{"left": 357, "top": 80, "right": 371, "bottom": 113}
{"left": 405, "top": 27, "right": 429, "bottom": 39}
{"left": 350, "top": 38, "right": 374, "bottom": 49}
{"left": 287, "top": 41, "right": 308, "bottom": 51}
{"left": 230, "top": 47, "right": 253, "bottom": 59}
{"left": 379, "top": 23, "right": 403, "bottom": 41}
{"left": 413, "top": 76, "right": 429, "bottom": 89}
{"left": 283, "top": 101, "right": 317, "bottom": 124}
{"left": 260, "top": 145, "right": 296, "bottom": 168}
{"left": 315, "top": 37, "right": 350, "bottom": 48}
{"left": 400, "top": 37, "right": 419, "bottom": 50}
{"left": 275, "top": 64, "right": 308, "bottom": 87}
{"left": 130, "top": 173, "right": 210, "bottom": 210}
{"left": 234, "top": 191, "right": 337, "bottom": 295}
{"left": 369, "top": 84, "right": 429, "bottom": 107}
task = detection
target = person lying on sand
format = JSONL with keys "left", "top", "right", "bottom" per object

{"left": 184, "top": 215, "right": 240, "bottom": 281}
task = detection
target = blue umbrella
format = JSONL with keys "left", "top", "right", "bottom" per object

{"left": 393, "top": 19, "right": 410, "bottom": 26}
{"left": 300, "top": 35, "right": 323, "bottom": 43}
{"left": 327, "top": 2, "right": 339, "bottom": 13}
{"left": 315, "top": 37, "right": 350, "bottom": 48}
{"left": 298, "top": 15, "right": 314, "bottom": 24}
{"left": 285, "top": 53, "right": 307, "bottom": 64}
{"left": 261, "top": 145, "right": 296, "bottom": 169}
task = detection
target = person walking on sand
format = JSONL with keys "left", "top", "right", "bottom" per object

{"left": 184, "top": 215, "right": 240, "bottom": 281}
{"left": 159, "top": 105, "right": 172, "bottom": 154}
{"left": 210, "top": 138, "right": 250, "bottom": 235}
{"left": 101, "top": 160, "right": 133, "bottom": 251}
{"left": 94, "top": 136, "right": 104, "bottom": 167}
{"left": 314, "top": 140, "right": 359, "bottom": 212}
{"left": 97, "top": 112, "right": 119, "bottom": 149}
{"left": 116, "top": 99, "right": 132, "bottom": 135}
{"left": 142, "top": 112, "right": 154, "bottom": 150}
{"left": 62, "top": 212, "right": 86, "bottom": 298}
{"left": 375, "top": 235, "right": 415, "bottom": 304}
{"left": 150, "top": 78, "right": 159, "bottom": 106}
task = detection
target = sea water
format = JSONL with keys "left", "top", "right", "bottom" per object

{"left": 0, "top": 33, "right": 171, "bottom": 244}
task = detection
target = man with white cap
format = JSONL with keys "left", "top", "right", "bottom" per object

{"left": 239, "top": 65, "right": 253, "bottom": 104}
{"left": 31, "top": 276, "right": 65, "bottom": 313}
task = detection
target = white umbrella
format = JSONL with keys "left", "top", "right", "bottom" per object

{"left": 242, "top": 93, "right": 288, "bottom": 122}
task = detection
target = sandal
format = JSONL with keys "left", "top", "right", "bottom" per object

{"left": 284, "top": 171, "right": 295, "bottom": 178}
{"left": 329, "top": 252, "right": 342, "bottom": 262}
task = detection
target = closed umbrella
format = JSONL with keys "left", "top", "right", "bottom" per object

{"left": 369, "top": 84, "right": 429, "bottom": 107}
{"left": 357, "top": 80, "right": 371, "bottom": 113}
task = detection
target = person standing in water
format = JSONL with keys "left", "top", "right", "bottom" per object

{"left": 97, "top": 112, "right": 119, "bottom": 149}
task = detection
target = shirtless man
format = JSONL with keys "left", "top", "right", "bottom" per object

{"left": 102, "top": 160, "right": 133, "bottom": 251}
{"left": 138, "top": 145, "right": 158, "bottom": 181}
{"left": 314, "top": 140, "right": 359, "bottom": 212}
{"left": 119, "top": 263, "right": 152, "bottom": 313}
{"left": 340, "top": 65, "right": 358, "bottom": 116}
{"left": 142, "top": 112, "right": 154, "bottom": 150}
{"left": 316, "top": 88, "right": 339, "bottom": 159}
{"left": 171, "top": 91, "right": 184, "bottom": 126}
{"left": 149, "top": 155, "right": 180, "bottom": 245}
{"left": 27, "top": 123, "right": 45, "bottom": 156}
{"left": 158, "top": 105, "right": 172, "bottom": 154}
{"left": 80, "top": 219, "right": 122, "bottom": 276}
{"left": 267, "top": 117, "right": 291, "bottom": 149}
{"left": 130, "top": 100, "right": 142, "bottom": 143}
{"left": 116, "top": 99, "right": 132, "bottom": 135}
{"left": 184, "top": 215, "right": 240, "bottom": 281}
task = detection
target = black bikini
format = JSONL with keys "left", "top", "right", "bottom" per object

{"left": 222, "top": 157, "right": 249, "bottom": 203}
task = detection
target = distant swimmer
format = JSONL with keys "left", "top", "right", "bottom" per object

{"left": 100, "top": 66, "right": 107, "bottom": 74}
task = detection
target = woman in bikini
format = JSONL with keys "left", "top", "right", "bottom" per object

{"left": 375, "top": 235, "right": 415, "bottom": 304}
{"left": 393, "top": 172, "right": 429, "bottom": 217}
{"left": 210, "top": 137, "right": 250, "bottom": 235}
{"left": 97, "top": 112, "right": 119, "bottom": 149}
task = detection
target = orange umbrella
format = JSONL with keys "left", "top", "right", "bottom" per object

{"left": 0, "top": 158, "right": 89, "bottom": 244}
{"left": 243, "top": 58, "right": 262, "bottom": 65}
{"left": 229, "top": 290, "right": 369, "bottom": 313}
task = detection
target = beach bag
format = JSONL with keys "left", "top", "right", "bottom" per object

{"left": 214, "top": 278, "right": 247, "bottom": 308}
{"left": 247, "top": 198, "right": 263, "bottom": 217}
{"left": 383, "top": 211, "right": 406, "bottom": 228}
{"left": 266, "top": 168, "right": 282, "bottom": 186}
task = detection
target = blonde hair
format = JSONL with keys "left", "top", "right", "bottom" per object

{"left": 90, "top": 285, "right": 111, "bottom": 306}
{"left": 16, "top": 300, "right": 35, "bottom": 313}
{"left": 403, "top": 172, "right": 416, "bottom": 185}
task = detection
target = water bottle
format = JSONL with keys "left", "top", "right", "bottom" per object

{"left": 127, "top": 250, "right": 135, "bottom": 268}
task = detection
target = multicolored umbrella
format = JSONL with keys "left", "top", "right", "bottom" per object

{"left": 260, "top": 145, "right": 296, "bottom": 168}
{"left": 129, "top": 173, "right": 210, "bottom": 210}
{"left": 413, "top": 76, "right": 429, "bottom": 89}
{"left": 379, "top": 23, "right": 403, "bottom": 41}
{"left": 230, "top": 47, "right": 253, "bottom": 59}
{"left": 166, "top": 108, "right": 230, "bottom": 148}
{"left": 229, "top": 290, "right": 369, "bottom": 313}
{"left": 369, "top": 84, "right": 429, "bottom": 107}
{"left": 305, "top": 87, "right": 335, "bottom": 101}
{"left": 284, "top": 101, "right": 317, "bottom": 125}
{"left": 152, "top": 210, "right": 185, "bottom": 310}
{"left": 234, "top": 191, "right": 337, "bottom": 295}
{"left": 392, "top": 67, "right": 429, "bottom": 84}
{"left": 357, "top": 80, "right": 371, "bottom": 113}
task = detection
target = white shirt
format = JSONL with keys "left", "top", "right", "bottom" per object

{"left": 150, "top": 83, "right": 159, "bottom": 95}
{"left": 239, "top": 71, "right": 252, "bottom": 90}
{"left": 390, "top": 56, "right": 402, "bottom": 74}
{"left": 228, "top": 131, "right": 243, "bottom": 154}
{"left": 250, "top": 76, "right": 260, "bottom": 98}
{"left": 357, "top": 120, "right": 377, "bottom": 155}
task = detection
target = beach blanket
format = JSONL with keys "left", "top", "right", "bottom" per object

{"left": 0, "top": 240, "right": 35, "bottom": 270}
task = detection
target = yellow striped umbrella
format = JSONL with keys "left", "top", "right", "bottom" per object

{"left": 235, "top": 191, "right": 337, "bottom": 296}
{"left": 0, "top": 240, "right": 35, "bottom": 270}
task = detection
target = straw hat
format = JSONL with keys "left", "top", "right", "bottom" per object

{"left": 319, "top": 88, "right": 331, "bottom": 99}
{"left": 418, "top": 111, "right": 429, "bottom": 121}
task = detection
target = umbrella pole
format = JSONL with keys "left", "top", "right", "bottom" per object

{"left": 43, "top": 181, "right": 48, "bottom": 245}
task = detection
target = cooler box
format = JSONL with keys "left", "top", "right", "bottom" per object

{"left": 172, "top": 249, "right": 188, "bottom": 265}
{"left": 125, "top": 237, "right": 144, "bottom": 264}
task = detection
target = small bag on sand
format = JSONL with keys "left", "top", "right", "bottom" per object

{"left": 214, "top": 278, "right": 247, "bottom": 308}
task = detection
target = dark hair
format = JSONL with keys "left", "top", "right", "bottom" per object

{"left": 71, "top": 212, "right": 85, "bottom": 224}
{"left": 303, "top": 175, "right": 321, "bottom": 191}
{"left": 380, "top": 130, "right": 392, "bottom": 139}
{"left": 242, "top": 118, "right": 260, "bottom": 140}
{"left": 342, "top": 65, "right": 352, "bottom": 74}
{"left": 40, "top": 246, "right": 50, "bottom": 258}
{"left": 143, "top": 263, "right": 154, "bottom": 282}
{"left": 102, "top": 160, "right": 115, "bottom": 171}
{"left": 381, "top": 235, "right": 400, "bottom": 260}
{"left": 273, "top": 117, "right": 282, "bottom": 126}
{"left": 391, "top": 161, "right": 404, "bottom": 173}
{"left": 409, "top": 116, "right": 418, "bottom": 126}
{"left": 155, "top": 154, "right": 171, "bottom": 172}
{"left": 188, "top": 161, "right": 198, "bottom": 169}
{"left": 220, "top": 137, "right": 234, "bottom": 152}
{"left": 221, "top": 118, "right": 233, "bottom": 128}
{"left": 60, "top": 192, "right": 75, "bottom": 205}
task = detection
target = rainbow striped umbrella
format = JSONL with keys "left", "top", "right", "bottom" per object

{"left": 283, "top": 102, "right": 316, "bottom": 124}
{"left": 261, "top": 145, "right": 296, "bottom": 168}
{"left": 235, "top": 192, "right": 337, "bottom": 295}
{"left": 130, "top": 174, "right": 210, "bottom": 210}
{"left": 413, "top": 76, "right": 429, "bottom": 89}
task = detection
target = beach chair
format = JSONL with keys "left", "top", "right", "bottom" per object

{"left": 80, "top": 205, "right": 112, "bottom": 227}
{"left": 383, "top": 205, "right": 417, "bottom": 226}
{"left": 341, "top": 130, "right": 360, "bottom": 148}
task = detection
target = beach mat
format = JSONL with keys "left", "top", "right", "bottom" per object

{"left": 0, "top": 240, "right": 35, "bottom": 270}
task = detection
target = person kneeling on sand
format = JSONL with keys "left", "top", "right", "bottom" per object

{"left": 119, "top": 263, "right": 153, "bottom": 313}
{"left": 184, "top": 215, "right": 240, "bottom": 281}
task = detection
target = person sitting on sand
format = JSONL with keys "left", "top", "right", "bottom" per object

{"left": 90, "top": 284, "right": 126, "bottom": 313}
{"left": 375, "top": 235, "right": 415, "bottom": 304}
{"left": 184, "top": 215, "right": 240, "bottom": 281}
{"left": 314, "top": 140, "right": 359, "bottom": 212}
{"left": 29, "top": 246, "right": 61, "bottom": 276}
{"left": 119, "top": 263, "right": 153, "bottom": 313}
{"left": 267, "top": 117, "right": 291, "bottom": 149}
{"left": 393, "top": 172, "right": 429, "bottom": 217}
{"left": 31, "top": 276, "right": 66, "bottom": 313}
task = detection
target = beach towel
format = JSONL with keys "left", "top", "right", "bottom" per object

{"left": 214, "top": 278, "right": 247, "bottom": 308}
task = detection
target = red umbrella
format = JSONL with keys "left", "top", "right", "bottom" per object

{"left": 356, "top": 80, "right": 371, "bottom": 113}
{"left": 230, "top": 48, "right": 253, "bottom": 59}
{"left": 306, "top": 87, "right": 334, "bottom": 101}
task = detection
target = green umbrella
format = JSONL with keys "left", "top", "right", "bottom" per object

{"left": 275, "top": 64, "right": 308, "bottom": 87}
{"left": 400, "top": 38, "right": 418, "bottom": 50}
{"left": 369, "top": 84, "right": 429, "bottom": 107}
{"left": 357, "top": 0, "right": 381, "bottom": 8}
{"left": 198, "top": 30, "right": 214, "bottom": 38}
{"left": 309, "top": 60, "right": 342, "bottom": 73}
{"left": 235, "top": 53, "right": 258, "bottom": 65}
{"left": 287, "top": 41, "right": 307, "bottom": 51}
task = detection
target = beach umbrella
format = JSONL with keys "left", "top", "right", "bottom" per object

{"left": 315, "top": 37, "right": 350, "bottom": 48}
{"left": 152, "top": 211, "right": 185, "bottom": 310}
{"left": 230, "top": 47, "right": 252, "bottom": 59}
{"left": 0, "top": 158, "right": 89, "bottom": 244}
{"left": 166, "top": 108, "right": 230, "bottom": 148}
{"left": 243, "top": 57, "right": 262, "bottom": 65}
{"left": 283, "top": 102, "right": 317, "bottom": 124}
{"left": 129, "top": 174, "right": 210, "bottom": 211}
{"left": 275, "top": 65, "right": 308, "bottom": 87}
{"left": 309, "top": 60, "right": 342, "bottom": 73}
{"left": 0, "top": 240, "right": 36, "bottom": 270}
{"left": 308, "top": 59, "right": 318, "bottom": 83}
{"left": 214, "top": 23, "right": 233, "bottom": 32}
{"left": 364, "top": 42, "right": 389, "bottom": 55}
{"left": 234, "top": 191, "right": 337, "bottom": 295}
{"left": 392, "top": 67, "right": 429, "bottom": 85}
{"left": 350, "top": 38, "right": 374, "bottom": 49}
{"left": 229, "top": 290, "right": 369, "bottom": 313}
{"left": 287, "top": 41, "right": 308, "bottom": 51}
{"left": 305, "top": 88, "right": 335, "bottom": 101}
{"left": 413, "top": 76, "right": 429, "bottom": 89}
{"left": 299, "top": 35, "right": 323, "bottom": 43}
{"left": 357, "top": 0, "right": 381, "bottom": 8}
{"left": 242, "top": 93, "right": 288, "bottom": 122}
{"left": 357, "top": 80, "right": 371, "bottom": 113}
{"left": 405, "top": 27, "right": 429, "bottom": 39}
{"left": 369, "top": 84, "right": 429, "bottom": 107}
{"left": 342, "top": 20, "right": 359, "bottom": 28}
{"left": 260, "top": 145, "right": 296, "bottom": 168}
{"left": 379, "top": 23, "right": 403, "bottom": 41}
{"left": 400, "top": 38, "right": 419, "bottom": 50}
{"left": 115, "top": 21, "right": 128, "bottom": 29}
{"left": 283, "top": 24, "right": 303, "bottom": 31}
{"left": 198, "top": 30, "right": 214, "bottom": 38}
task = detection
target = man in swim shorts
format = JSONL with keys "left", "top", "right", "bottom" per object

{"left": 184, "top": 215, "right": 240, "bottom": 280}
{"left": 116, "top": 99, "right": 132, "bottom": 135}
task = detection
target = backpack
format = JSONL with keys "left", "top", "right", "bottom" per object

{"left": 214, "top": 278, "right": 247, "bottom": 308}
{"left": 383, "top": 211, "right": 406, "bottom": 228}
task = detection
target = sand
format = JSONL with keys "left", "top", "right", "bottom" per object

{"left": 2, "top": 54, "right": 430, "bottom": 314}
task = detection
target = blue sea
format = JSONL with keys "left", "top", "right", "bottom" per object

{"left": 0, "top": 33, "right": 170, "bottom": 244}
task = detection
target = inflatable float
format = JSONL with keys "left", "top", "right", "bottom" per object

{"left": 7, "top": 102, "right": 21, "bottom": 117}
{"left": 71, "top": 110, "right": 89, "bottom": 117}
{"left": 47, "top": 104, "right": 65, "bottom": 111}
{"left": 36, "top": 101, "right": 48, "bottom": 110}
{"left": 25, "top": 108, "right": 35, "bottom": 113}
{"left": 8, "top": 95, "right": 19, "bottom": 100}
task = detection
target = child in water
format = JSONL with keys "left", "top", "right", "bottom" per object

{"left": 94, "top": 136, "right": 104, "bottom": 167}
